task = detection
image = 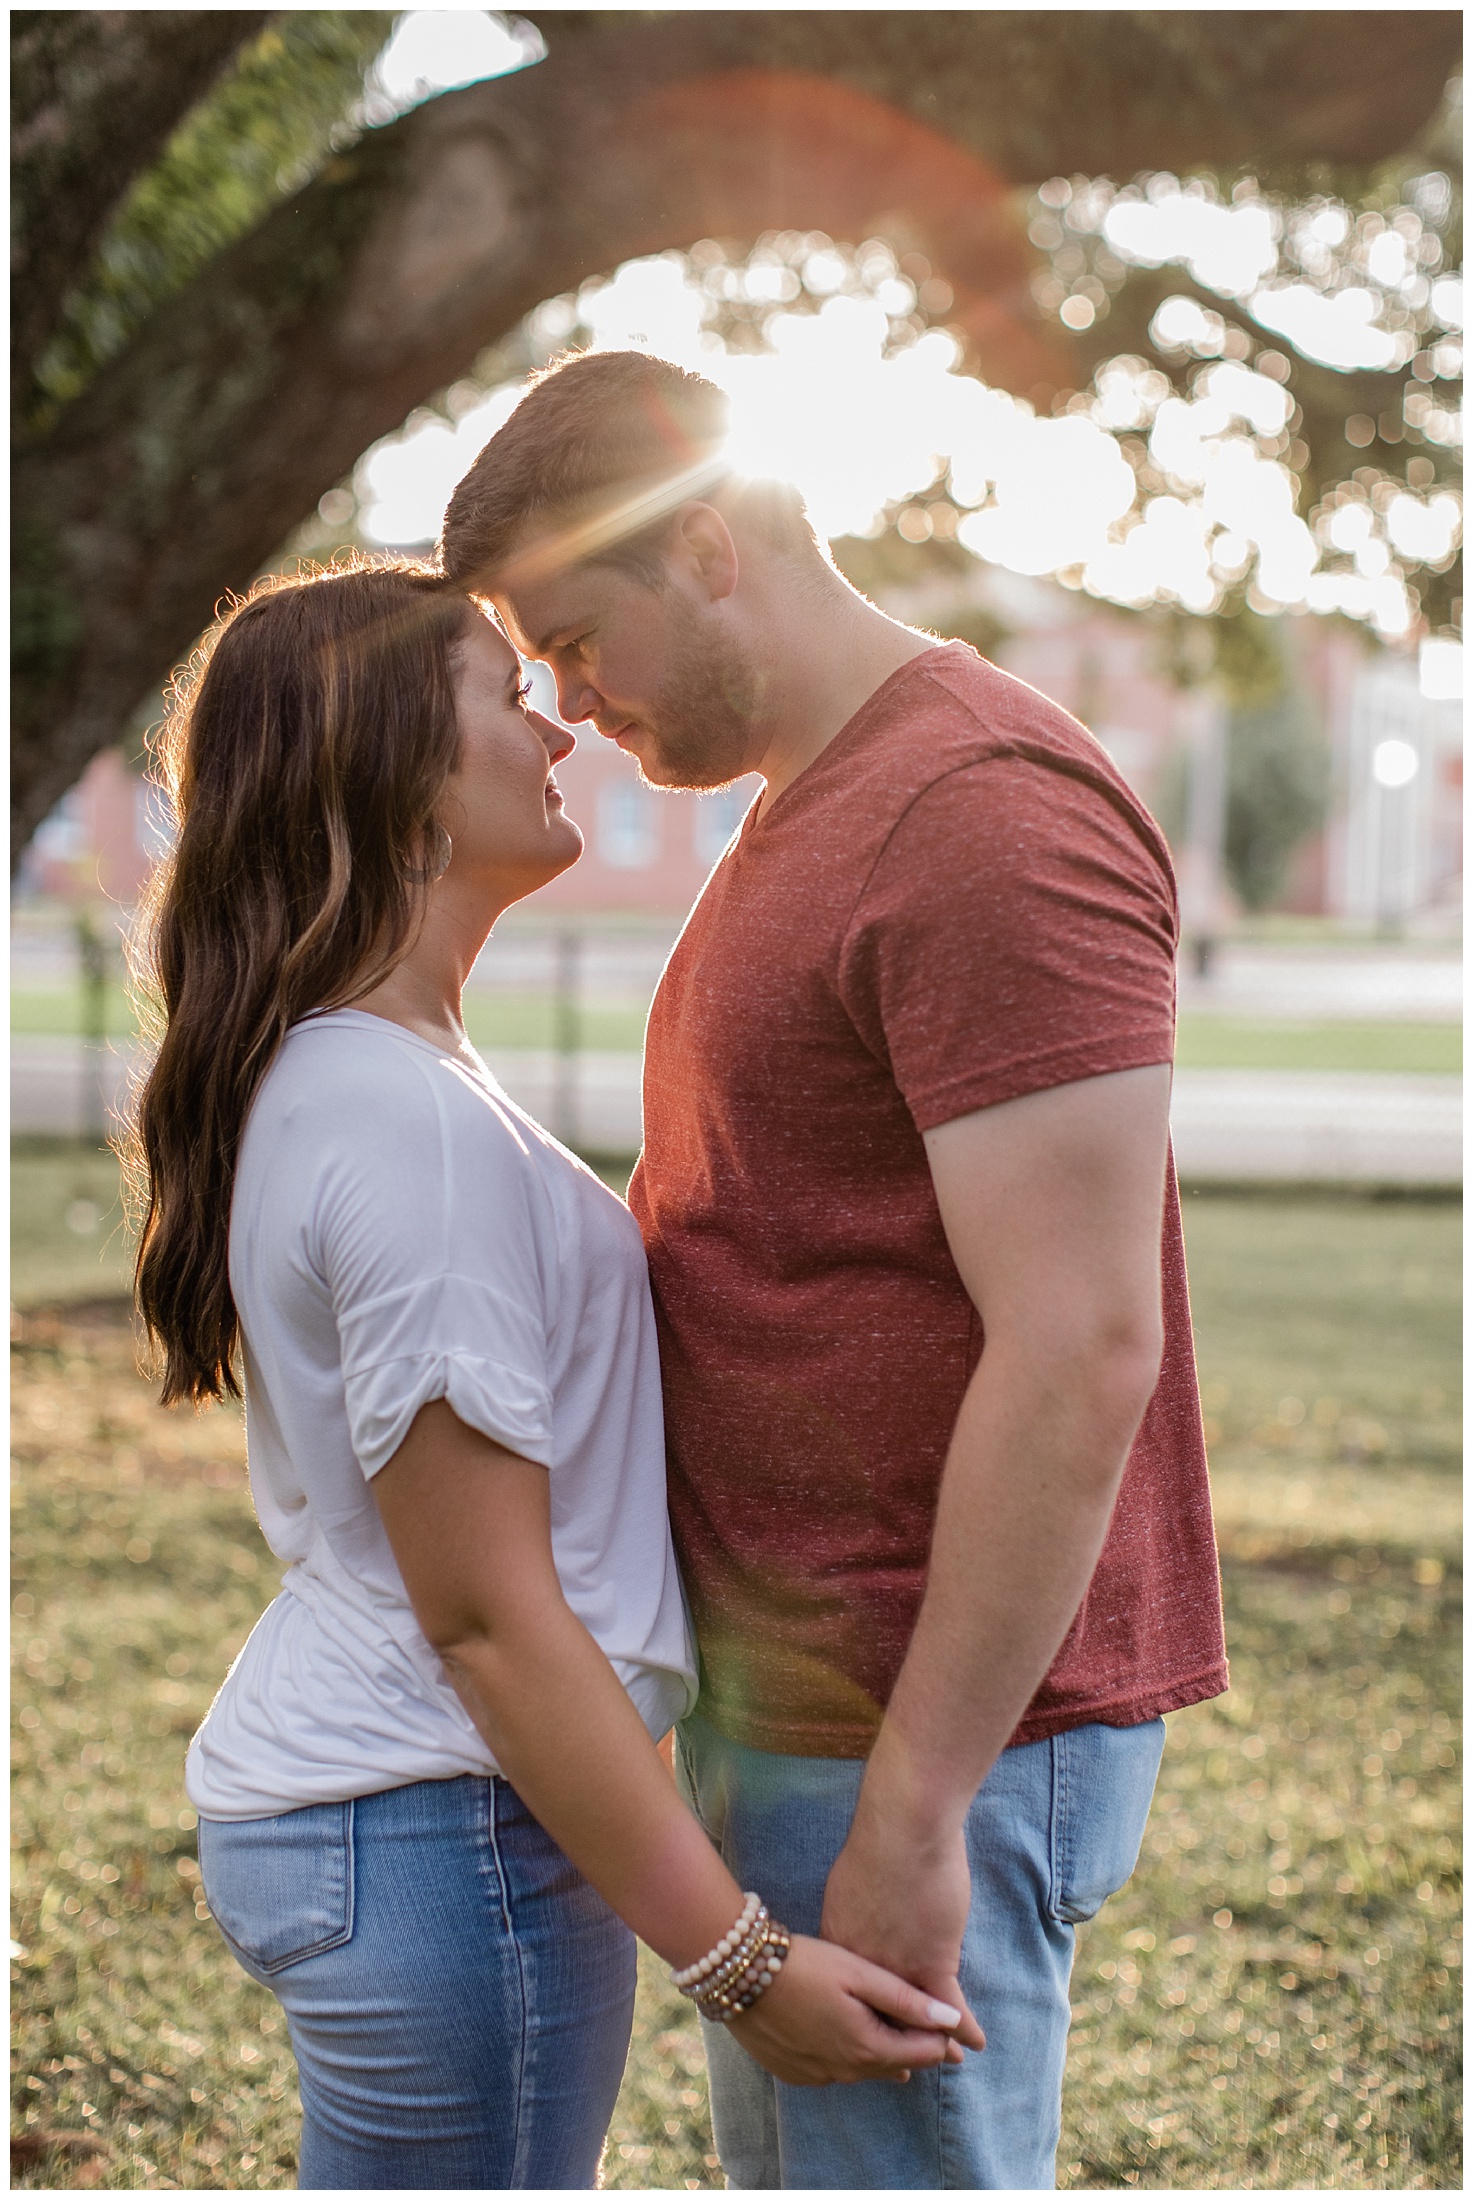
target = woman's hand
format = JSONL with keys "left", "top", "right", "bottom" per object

{"left": 726, "top": 1933, "right": 967, "bottom": 2087}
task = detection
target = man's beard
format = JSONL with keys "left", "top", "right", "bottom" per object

{"left": 628, "top": 604, "right": 762, "bottom": 791}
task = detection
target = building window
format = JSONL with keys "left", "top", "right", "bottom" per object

{"left": 693, "top": 784, "right": 754, "bottom": 866}
{"left": 598, "top": 779, "right": 660, "bottom": 868}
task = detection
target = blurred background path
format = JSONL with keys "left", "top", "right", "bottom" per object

{"left": 12, "top": 909, "right": 1461, "bottom": 1186}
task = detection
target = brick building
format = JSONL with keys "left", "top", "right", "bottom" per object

{"left": 18, "top": 601, "right": 1460, "bottom": 929}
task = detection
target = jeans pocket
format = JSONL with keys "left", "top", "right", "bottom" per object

{"left": 1049, "top": 1719, "right": 1166, "bottom": 1925}
{"left": 197, "top": 1800, "right": 355, "bottom": 1976}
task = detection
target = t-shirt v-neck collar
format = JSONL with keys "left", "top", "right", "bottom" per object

{"left": 742, "top": 640, "right": 963, "bottom": 841}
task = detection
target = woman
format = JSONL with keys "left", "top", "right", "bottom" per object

{"left": 127, "top": 560, "right": 962, "bottom": 2190}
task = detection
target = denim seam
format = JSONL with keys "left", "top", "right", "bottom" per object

{"left": 1047, "top": 1730, "right": 1069, "bottom": 1924}
{"left": 484, "top": 1778, "right": 533, "bottom": 2186}
{"left": 934, "top": 2055, "right": 956, "bottom": 2188}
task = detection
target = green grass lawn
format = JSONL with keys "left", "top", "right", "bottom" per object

{"left": 12, "top": 987, "right": 1462, "bottom": 1075}
{"left": 11, "top": 1145, "right": 137, "bottom": 1307}
{"left": 10, "top": 1166, "right": 1461, "bottom": 2190}
{"left": 9, "top": 990, "right": 651, "bottom": 1056}
{"left": 11, "top": 993, "right": 141, "bottom": 1041}
{"left": 1173, "top": 1020, "right": 1461, "bottom": 1076}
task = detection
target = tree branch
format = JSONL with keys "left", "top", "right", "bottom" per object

{"left": 11, "top": 9, "right": 268, "bottom": 413}
{"left": 12, "top": 9, "right": 1459, "bottom": 858}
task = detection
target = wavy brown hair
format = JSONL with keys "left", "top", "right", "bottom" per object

{"left": 125, "top": 559, "right": 477, "bottom": 1407}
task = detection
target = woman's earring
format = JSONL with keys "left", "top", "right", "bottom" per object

{"left": 407, "top": 823, "right": 452, "bottom": 884}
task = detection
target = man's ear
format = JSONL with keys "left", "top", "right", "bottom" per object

{"left": 674, "top": 503, "right": 739, "bottom": 602}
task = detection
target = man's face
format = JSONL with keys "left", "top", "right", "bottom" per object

{"left": 492, "top": 551, "right": 761, "bottom": 791}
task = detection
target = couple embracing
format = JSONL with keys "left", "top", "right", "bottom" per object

{"left": 131, "top": 350, "right": 1226, "bottom": 2192}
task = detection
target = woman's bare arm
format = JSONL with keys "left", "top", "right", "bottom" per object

{"left": 371, "top": 1401, "right": 967, "bottom": 2085}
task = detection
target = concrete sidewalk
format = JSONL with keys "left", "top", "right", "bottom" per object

{"left": 13, "top": 1038, "right": 1461, "bottom": 1186}
{"left": 1168, "top": 1068, "right": 1461, "bottom": 1186}
{"left": 1177, "top": 944, "right": 1461, "bottom": 1022}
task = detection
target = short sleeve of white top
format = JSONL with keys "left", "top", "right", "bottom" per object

{"left": 185, "top": 1010, "right": 697, "bottom": 1820}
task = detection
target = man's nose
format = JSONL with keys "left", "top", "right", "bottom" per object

{"left": 553, "top": 669, "right": 599, "bottom": 728}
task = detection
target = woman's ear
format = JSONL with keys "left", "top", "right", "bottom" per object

{"left": 675, "top": 503, "right": 739, "bottom": 603}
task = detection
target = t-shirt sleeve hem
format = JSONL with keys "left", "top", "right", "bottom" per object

{"left": 908, "top": 1030, "right": 1176, "bottom": 1134}
{"left": 347, "top": 1350, "right": 554, "bottom": 1481}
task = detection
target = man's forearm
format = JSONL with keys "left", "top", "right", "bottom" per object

{"left": 853, "top": 1324, "right": 1159, "bottom": 1844}
{"left": 820, "top": 1068, "right": 1172, "bottom": 2012}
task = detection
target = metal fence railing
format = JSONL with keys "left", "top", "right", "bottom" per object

{"left": 11, "top": 902, "right": 680, "bottom": 1154}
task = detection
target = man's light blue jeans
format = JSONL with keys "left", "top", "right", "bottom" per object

{"left": 677, "top": 1712, "right": 1165, "bottom": 2190}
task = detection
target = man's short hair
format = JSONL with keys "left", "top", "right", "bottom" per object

{"left": 439, "top": 349, "right": 821, "bottom": 593}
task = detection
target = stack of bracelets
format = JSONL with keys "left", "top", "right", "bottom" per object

{"left": 670, "top": 1892, "right": 793, "bottom": 2024}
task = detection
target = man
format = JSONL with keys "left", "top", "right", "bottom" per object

{"left": 441, "top": 349, "right": 1227, "bottom": 2190}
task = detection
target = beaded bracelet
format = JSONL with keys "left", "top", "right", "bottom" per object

{"left": 671, "top": 1893, "right": 762, "bottom": 1991}
{"left": 687, "top": 1909, "right": 770, "bottom": 2008}
{"left": 689, "top": 1917, "right": 791, "bottom": 2024}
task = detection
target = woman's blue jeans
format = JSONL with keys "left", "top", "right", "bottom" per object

{"left": 678, "top": 1712, "right": 1166, "bottom": 2190}
{"left": 196, "top": 1775, "right": 634, "bottom": 2189}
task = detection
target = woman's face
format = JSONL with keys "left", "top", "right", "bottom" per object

{"left": 438, "top": 615, "right": 583, "bottom": 900}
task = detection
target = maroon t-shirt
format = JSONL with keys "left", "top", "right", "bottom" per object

{"left": 629, "top": 642, "right": 1227, "bottom": 1758}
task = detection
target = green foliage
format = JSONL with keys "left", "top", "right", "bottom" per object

{"left": 828, "top": 536, "right": 1013, "bottom": 658}
{"left": 829, "top": 529, "right": 976, "bottom": 596}
{"left": 1180, "top": 610, "right": 1335, "bottom": 911}
{"left": 1212, "top": 609, "right": 1295, "bottom": 713}
{"left": 32, "top": 13, "right": 393, "bottom": 423}
{"left": 1020, "top": 134, "right": 1463, "bottom": 639}
{"left": 919, "top": 604, "right": 1015, "bottom": 661}
{"left": 1225, "top": 686, "right": 1330, "bottom": 911}
{"left": 10, "top": 522, "right": 86, "bottom": 691}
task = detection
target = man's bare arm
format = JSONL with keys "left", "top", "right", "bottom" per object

{"left": 820, "top": 1062, "right": 1173, "bottom": 2023}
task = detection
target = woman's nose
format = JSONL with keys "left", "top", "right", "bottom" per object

{"left": 536, "top": 713, "right": 576, "bottom": 764}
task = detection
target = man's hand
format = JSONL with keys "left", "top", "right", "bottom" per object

{"left": 820, "top": 1809, "right": 985, "bottom": 2056}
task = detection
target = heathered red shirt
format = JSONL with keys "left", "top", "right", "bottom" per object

{"left": 629, "top": 642, "right": 1227, "bottom": 1758}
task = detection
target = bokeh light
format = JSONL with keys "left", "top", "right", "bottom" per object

{"left": 359, "top": 8, "right": 543, "bottom": 119}
{"left": 355, "top": 160, "right": 1460, "bottom": 646}
{"left": 1249, "top": 286, "right": 1403, "bottom": 374}
{"left": 358, "top": 244, "right": 1331, "bottom": 620}
{"left": 1101, "top": 182, "right": 1280, "bottom": 297}
{"left": 1371, "top": 737, "right": 1420, "bottom": 788}
{"left": 1419, "top": 637, "right": 1463, "bottom": 700}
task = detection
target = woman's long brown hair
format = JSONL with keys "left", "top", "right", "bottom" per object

{"left": 125, "top": 560, "right": 476, "bottom": 1407}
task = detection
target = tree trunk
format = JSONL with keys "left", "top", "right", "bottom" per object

{"left": 12, "top": 8, "right": 1459, "bottom": 861}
